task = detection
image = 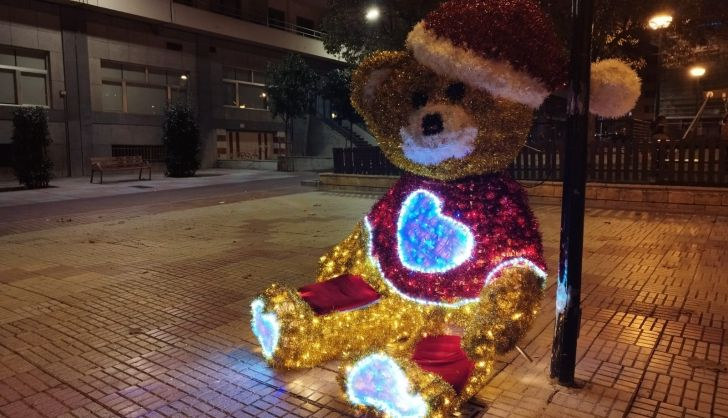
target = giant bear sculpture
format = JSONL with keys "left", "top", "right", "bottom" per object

{"left": 251, "top": 1, "right": 640, "bottom": 417}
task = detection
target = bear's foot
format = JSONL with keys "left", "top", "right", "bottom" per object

{"left": 343, "top": 338, "right": 471, "bottom": 418}
{"left": 345, "top": 353, "right": 430, "bottom": 418}
{"left": 249, "top": 284, "right": 316, "bottom": 368}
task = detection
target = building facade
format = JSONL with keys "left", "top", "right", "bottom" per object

{"left": 0, "top": 0, "right": 349, "bottom": 177}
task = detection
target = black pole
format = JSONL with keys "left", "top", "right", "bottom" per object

{"left": 550, "top": 0, "right": 594, "bottom": 386}
{"left": 654, "top": 31, "right": 663, "bottom": 119}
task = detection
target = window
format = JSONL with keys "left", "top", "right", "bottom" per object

{"left": 100, "top": 61, "right": 187, "bottom": 114}
{"left": 223, "top": 67, "right": 267, "bottom": 110}
{"left": 0, "top": 47, "right": 49, "bottom": 106}
{"left": 268, "top": 8, "right": 286, "bottom": 29}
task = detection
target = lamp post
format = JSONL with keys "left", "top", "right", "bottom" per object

{"left": 649, "top": 14, "right": 672, "bottom": 120}
{"left": 690, "top": 66, "right": 706, "bottom": 109}
{"left": 689, "top": 66, "right": 707, "bottom": 134}
{"left": 550, "top": 0, "right": 594, "bottom": 387}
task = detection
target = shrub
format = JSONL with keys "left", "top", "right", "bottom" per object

{"left": 11, "top": 106, "right": 53, "bottom": 189}
{"left": 162, "top": 104, "right": 200, "bottom": 177}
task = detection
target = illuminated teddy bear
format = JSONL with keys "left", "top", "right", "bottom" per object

{"left": 251, "top": 1, "right": 640, "bottom": 417}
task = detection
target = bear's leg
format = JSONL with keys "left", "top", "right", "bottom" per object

{"left": 251, "top": 282, "right": 423, "bottom": 369}
{"left": 340, "top": 266, "right": 545, "bottom": 417}
{"left": 340, "top": 334, "right": 480, "bottom": 418}
{"left": 456, "top": 265, "right": 546, "bottom": 397}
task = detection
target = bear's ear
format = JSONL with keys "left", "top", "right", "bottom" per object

{"left": 351, "top": 51, "right": 410, "bottom": 118}
{"left": 590, "top": 59, "right": 641, "bottom": 119}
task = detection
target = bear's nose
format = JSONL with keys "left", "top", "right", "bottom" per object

{"left": 421, "top": 113, "right": 444, "bottom": 136}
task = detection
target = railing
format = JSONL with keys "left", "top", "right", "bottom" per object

{"left": 333, "top": 148, "right": 402, "bottom": 176}
{"left": 112, "top": 145, "right": 166, "bottom": 163}
{"left": 315, "top": 96, "right": 375, "bottom": 147}
{"left": 333, "top": 137, "right": 728, "bottom": 187}
{"left": 173, "top": 0, "right": 324, "bottom": 40}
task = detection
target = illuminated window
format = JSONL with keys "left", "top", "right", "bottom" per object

{"left": 0, "top": 46, "right": 49, "bottom": 107}
{"left": 100, "top": 61, "right": 187, "bottom": 114}
{"left": 222, "top": 67, "right": 268, "bottom": 110}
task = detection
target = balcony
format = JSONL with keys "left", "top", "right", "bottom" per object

{"left": 65, "top": 0, "right": 338, "bottom": 61}
{"left": 174, "top": 0, "right": 324, "bottom": 40}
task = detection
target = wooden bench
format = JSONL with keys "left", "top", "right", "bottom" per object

{"left": 90, "top": 156, "right": 152, "bottom": 184}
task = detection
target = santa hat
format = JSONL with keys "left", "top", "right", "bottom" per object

{"left": 406, "top": 0, "right": 641, "bottom": 118}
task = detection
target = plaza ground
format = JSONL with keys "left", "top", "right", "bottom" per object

{"left": 0, "top": 170, "right": 726, "bottom": 417}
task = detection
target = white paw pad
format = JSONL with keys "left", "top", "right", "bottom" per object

{"left": 250, "top": 299, "right": 280, "bottom": 359}
{"left": 346, "top": 353, "right": 428, "bottom": 418}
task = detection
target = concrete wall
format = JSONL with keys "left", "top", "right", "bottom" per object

{"left": 0, "top": 0, "right": 69, "bottom": 176}
{"left": 0, "top": 0, "right": 342, "bottom": 177}
{"left": 306, "top": 116, "right": 348, "bottom": 156}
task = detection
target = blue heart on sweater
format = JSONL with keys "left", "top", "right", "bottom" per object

{"left": 396, "top": 190, "right": 474, "bottom": 273}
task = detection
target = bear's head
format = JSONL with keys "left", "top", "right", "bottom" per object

{"left": 351, "top": 0, "right": 641, "bottom": 181}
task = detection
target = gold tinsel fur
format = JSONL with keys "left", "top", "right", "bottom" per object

{"left": 255, "top": 222, "right": 544, "bottom": 417}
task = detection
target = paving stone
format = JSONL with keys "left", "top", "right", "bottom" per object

{"left": 0, "top": 184, "right": 725, "bottom": 417}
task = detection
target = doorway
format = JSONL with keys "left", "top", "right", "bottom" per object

{"left": 217, "top": 131, "right": 285, "bottom": 160}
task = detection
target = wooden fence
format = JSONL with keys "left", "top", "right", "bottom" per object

{"left": 334, "top": 137, "right": 728, "bottom": 187}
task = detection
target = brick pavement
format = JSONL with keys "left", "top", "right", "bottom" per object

{"left": 0, "top": 186, "right": 725, "bottom": 417}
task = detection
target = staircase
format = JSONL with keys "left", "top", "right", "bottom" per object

{"left": 317, "top": 115, "right": 374, "bottom": 148}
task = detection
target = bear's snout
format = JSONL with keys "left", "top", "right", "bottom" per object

{"left": 422, "top": 113, "right": 445, "bottom": 136}
{"left": 399, "top": 104, "right": 478, "bottom": 166}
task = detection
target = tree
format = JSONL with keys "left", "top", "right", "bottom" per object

{"left": 321, "top": 0, "right": 443, "bottom": 64}
{"left": 162, "top": 104, "right": 200, "bottom": 177}
{"left": 320, "top": 68, "right": 362, "bottom": 150}
{"left": 320, "top": 68, "right": 358, "bottom": 122}
{"left": 542, "top": 0, "right": 728, "bottom": 70}
{"left": 265, "top": 54, "right": 319, "bottom": 157}
{"left": 322, "top": 0, "right": 728, "bottom": 70}
{"left": 11, "top": 106, "right": 53, "bottom": 189}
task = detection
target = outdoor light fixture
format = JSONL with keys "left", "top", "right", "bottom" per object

{"left": 180, "top": 74, "right": 188, "bottom": 80}
{"left": 239, "top": 104, "right": 246, "bottom": 109}
{"left": 331, "top": 112, "right": 338, "bottom": 119}
{"left": 689, "top": 66, "right": 706, "bottom": 78}
{"left": 260, "top": 92, "right": 267, "bottom": 98}
{"left": 365, "top": 6, "right": 380, "bottom": 21}
{"left": 648, "top": 14, "right": 673, "bottom": 30}
{"left": 649, "top": 13, "right": 672, "bottom": 119}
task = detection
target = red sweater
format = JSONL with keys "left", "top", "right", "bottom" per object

{"left": 365, "top": 173, "right": 545, "bottom": 305}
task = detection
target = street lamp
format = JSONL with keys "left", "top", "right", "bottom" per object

{"left": 649, "top": 13, "right": 672, "bottom": 120}
{"left": 689, "top": 66, "right": 706, "bottom": 78}
{"left": 365, "top": 6, "right": 380, "bottom": 22}
{"left": 648, "top": 14, "right": 672, "bottom": 30}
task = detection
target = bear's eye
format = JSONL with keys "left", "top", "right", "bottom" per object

{"left": 411, "top": 91, "right": 428, "bottom": 109}
{"left": 446, "top": 82, "right": 466, "bottom": 102}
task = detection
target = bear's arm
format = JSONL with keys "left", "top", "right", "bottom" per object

{"left": 463, "top": 265, "right": 545, "bottom": 357}
{"left": 315, "top": 221, "right": 369, "bottom": 282}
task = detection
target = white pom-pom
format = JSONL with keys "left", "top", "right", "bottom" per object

{"left": 590, "top": 59, "right": 641, "bottom": 118}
